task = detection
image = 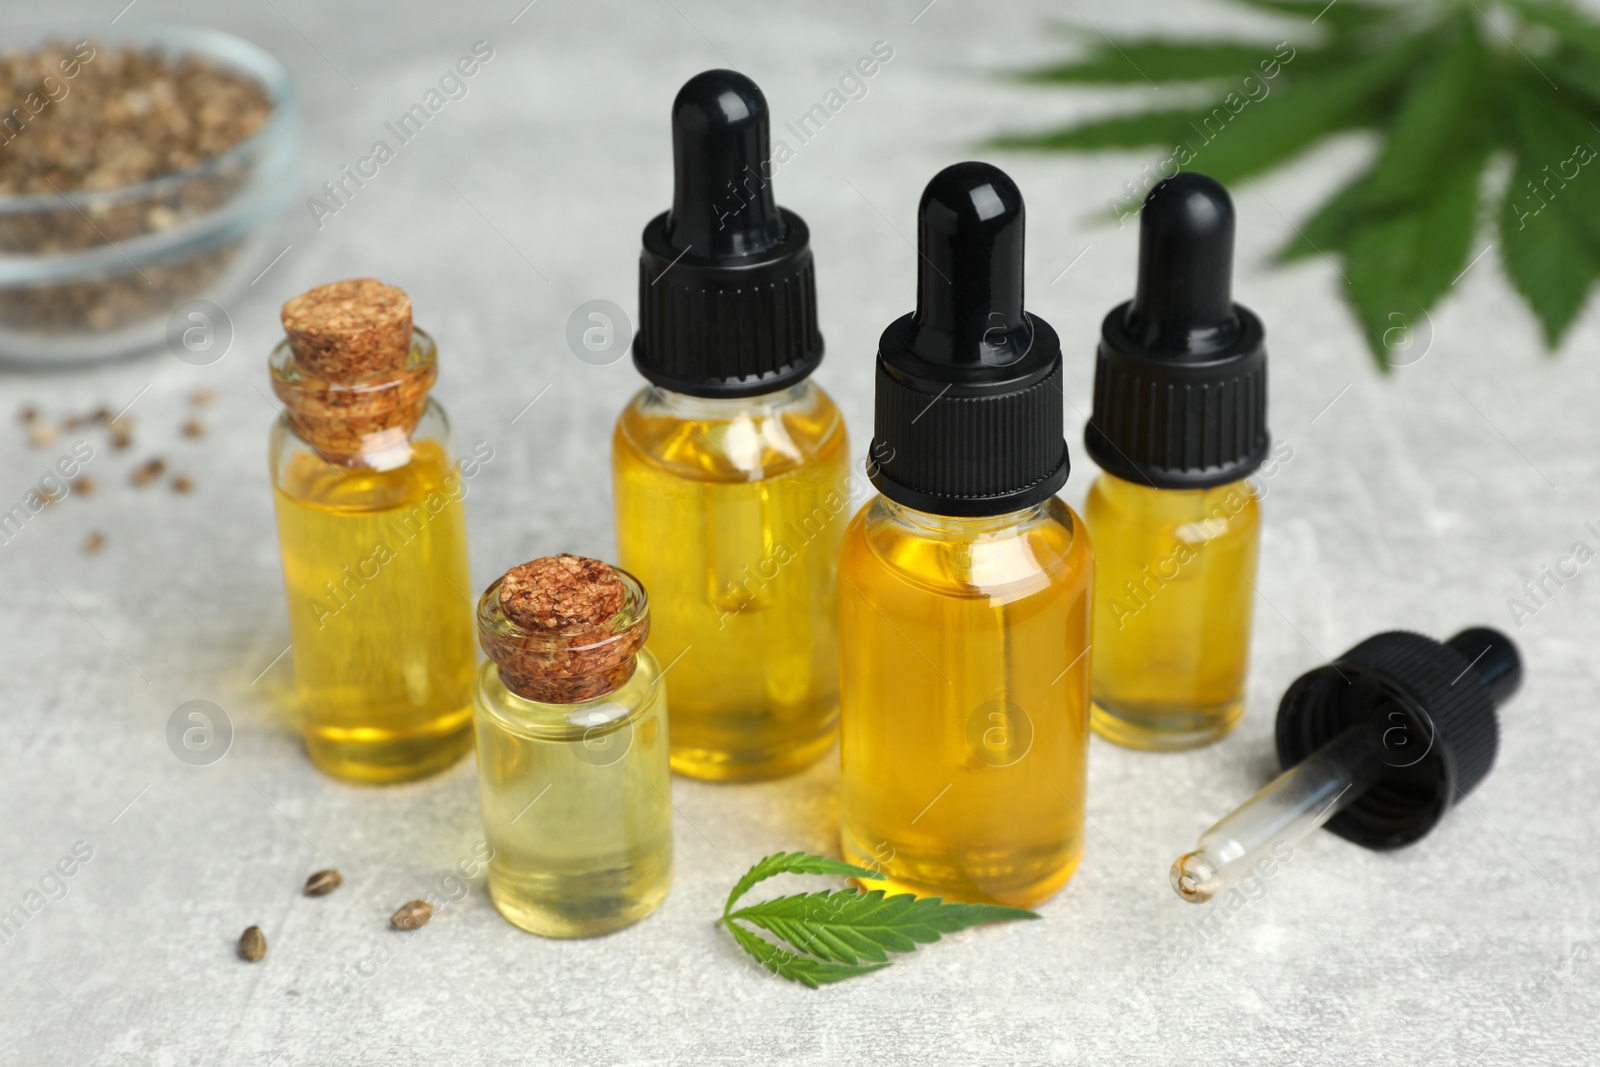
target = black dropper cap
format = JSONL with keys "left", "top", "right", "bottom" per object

{"left": 633, "top": 70, "right": 822, "bottom": 399}
{"left": 1275, "top": 627, "right": 1522, "bottom": 851}
{"left": 869, "top": 162, "right": 1068, "bottom": 517}
{"left": 1086, "top": 172, "right": 1269, "bottom": 489}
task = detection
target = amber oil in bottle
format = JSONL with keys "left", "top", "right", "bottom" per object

{"left": 837, "top": 163, "right": 1092, "bottom": 908}
{"left": 615, "top": 70, "right": 846, "bottom": 781}
{"left": 269, "top": 279, "right": 475, "bottom": 783}
{"left": 1083, "top": 173, "right": 1270, "bottom": 751}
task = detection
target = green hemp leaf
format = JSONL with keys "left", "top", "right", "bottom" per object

{"left": 719, "top": 850, "right": 1039, "bottom": 988}
{"left": 994, "top": 0, "right": 1600, "bottom": 364}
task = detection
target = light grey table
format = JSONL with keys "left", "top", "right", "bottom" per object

{"left": 3, "top": 2, "right": 1595, "bottom": 1064}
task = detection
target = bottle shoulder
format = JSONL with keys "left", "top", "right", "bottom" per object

{"left": 613, "top": 381, "right": 847, "bottom": 482}
{"left": 841, "top": 495, "right": 1092, "bottom": 603}
{"left": 1085, "top": 471, "right": 1260, "bottom": 541}
{"left": 271, "top": 398, "right": 459, "bottom": 511}
{"left": 475, "top": 649, "right": 665, "bottom": 741}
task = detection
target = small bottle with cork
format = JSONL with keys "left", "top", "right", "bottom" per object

{"left": 268, "top": 278, "right": 476, "bottom": 783}
{"left": 613, "top": 69, "right": 850, "bottom": 782}
{"left": 836, "top": 162, "right": 1093, "bottom": 908}
{"left": 473, "top": 554, "right": 673, "bottom": 938}
{"left": 1083, "top": 173, "right": 1271, "bottom": 751}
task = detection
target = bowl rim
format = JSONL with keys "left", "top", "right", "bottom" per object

{"left": 0, "top": 21, "right": 299, "bottom": 216}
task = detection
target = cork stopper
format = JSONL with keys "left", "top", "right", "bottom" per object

{"left": 500, "top": 555, "right": 627, "bottom": 631}
{"left": 270, "top": 279, "right": 435, "bottom": 466}
{"left": 281, "top": 278, "right": 413, "bottom": 379}
{"left": 479, "top": 556, "right": 650, "bottom": 704}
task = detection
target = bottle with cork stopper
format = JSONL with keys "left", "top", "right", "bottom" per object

{"left": 837, "top": 162, "right": 1093, "bottom": 907}
{"left": 268, "top": 278, "right": 476, "bottom": 784}
{"left": 473, "top": 554, "right": 673, "bottom": 937}
{"left": 1083, "top": 172, "right": 1273, "bottom": 751}
{"left": 612, "top": 69, "right": 850, "bottom": 782}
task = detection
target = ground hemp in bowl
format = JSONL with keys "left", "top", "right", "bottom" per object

{"left": 0, "top": 41, "right": 274, "bottom": 336}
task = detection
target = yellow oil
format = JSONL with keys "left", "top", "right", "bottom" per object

{"left": 1086, "top": 472, "right": 1261, "bottom": 750}
{"left": 272, "top": 435, "right": 475, "bottom": 783}
{"left": 473, "top": 651, "right": 673, "bottom": 937}
{"left": 612, "top": 384, "right": 850, "bottom": 781}
{"left": 837, "top": 497, "right": 1093, "bottom": 908}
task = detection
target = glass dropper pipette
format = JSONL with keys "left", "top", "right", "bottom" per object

{"left": 1170, "top": 627, "right": 1521, "bottom": 904}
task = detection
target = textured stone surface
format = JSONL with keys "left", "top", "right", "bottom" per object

{"left": 2, "top": 2, "right": 1596, "bottom": 1065}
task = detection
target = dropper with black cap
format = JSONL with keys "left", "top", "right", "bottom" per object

{"left": 1083, "top": 171, "right": 1274, "bottom": 752}
{"left": 612, "top": 70, "right": 851, "bottom": 783}
{"left": 837, "top": 163, "right": 1095, "bottom": 908}
{"left": 1172, "top": 626, "right": 1522, "bottom": 903}
{"left": 633, "top": 68, "right": 822, "bottom": 396}
{"left": 868, "top": 160, "right": 1070, "bottom": 515}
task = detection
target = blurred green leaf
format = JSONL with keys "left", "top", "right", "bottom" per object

{"left": 1361, "top": 19, "right": 1490, "bottom": 206}
{"left": 1274, "top": 170, "right": 1371, "bottom": 262}
{"left": 1546, "top": 49, "right": 1600, "bottom": 110}
{"left": 991, "top": 107, "right": 1219, "bottom": 151}
{"left": 1503, "top": 0, "right": 1600, "bottom": 60}
{"left": 1500, "top": 73, "right": 1600, "bottom": 344}
{"left": 1232, "top": 0, "right": 1398, "bottom": 32}
{"left": 1167, "top": 33, "right": 1428, "bottom": 185}
{"left": 1500, "top": 165, "right": 1599, "bottom": 346}
{"left": 1019, "top": 41, "right": 1295, "bottom": 84}
{"left": 1345, "top": 151, "right": 1487, "bottom": 363}
{"left": 1003, "top": 0, "right": 1600, "bottom": 360}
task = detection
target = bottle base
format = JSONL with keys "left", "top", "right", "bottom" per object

{"left": 487, "top": 861, "right": 672, "bottom": 938}
{"left": 1089, "top": 696, "right": 1244, "bottom": 751}
{"left": 840, "top": 828, "right": 1079, "bottom": 909}
{"left": 303, "top": 707, "right": 474, "bottom": 785}
{"left": 669, "top": 721, "right": 836, "bottom": 782}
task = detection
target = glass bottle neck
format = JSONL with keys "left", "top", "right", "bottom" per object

{"left": 271, "top": 327, "right": 438, "bottom": 467}
{"left": 879, "top": 497, "right": 1051, "bottom": 539}
{"left": 649, "top": 381, "right": 811, "bottom": 419}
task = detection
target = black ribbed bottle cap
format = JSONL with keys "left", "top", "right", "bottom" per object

{"left": 633, "top": 70, "right": 822, "bottom": 399}
{"left": 1275, "top": 628, "right": 1521, "bottom": 851}
{"left": 1086, "top": 172, "right": 1269, "bottom": 489}
{"left": 869, "top": 162, "right": 1068, "bottom": 517}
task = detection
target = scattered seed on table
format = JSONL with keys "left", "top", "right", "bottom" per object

{"left": 72, "top": 477, "right": 94, "bottom": 496}
{"left": 192, "top": 389, "right": 216, "bottom": 406}
{"left": 303, "top": 869, "right": 343, "bottom": 897}
{"left": 83, "top": 531, "right": 105, "bottom": 555}
{"left": 390, "top": 900, "right": 432, "bottom": 930}
{"left": 181, "top": 419, "right": 204, "bottom": 438}
{"left": 27, "top": 422, "right": 57, "bottom": 447}
{"left": 18, "top": 404, "right": 37, "bottom": 424}
{"left": 171, "top": 474, "right": 194, "bottom": 494}
{"left": 238, "top": 925, "right": 267, "bottom": 962}
{"left": 131, "top": 458, "right": 166, "bottom": 486}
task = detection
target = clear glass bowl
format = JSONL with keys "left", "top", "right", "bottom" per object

{"left": 0, "top": 23, "right": 300, "bottom": 364}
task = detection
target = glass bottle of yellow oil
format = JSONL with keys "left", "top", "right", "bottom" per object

{"left": 1084, "top": 172, "right": 1271, "bottom": 751}
{"left": 473, "top": 555, "right": 672, "bottom": 938}
{"left": 837, "top": 162, "right": 1092, "bottom": 908}
{"left": 269, "top": 279, "right": 475, "bottom": 784}
{"left": 614, "top": 69, "right": 847, "bottom": 781}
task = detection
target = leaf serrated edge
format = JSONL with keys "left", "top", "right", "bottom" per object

{"left": 725, "top": 920, "right": 891, "bottom": 989}
{"left": 721, "top": 851, "right": 884, "bottom": 920}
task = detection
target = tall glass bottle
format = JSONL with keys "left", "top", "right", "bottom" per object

{"left": 269, "top": 279, "right": 475, "bottom": 783}
{"left": 473, "top": 555, "right": 673, "bottom": 938}
{"left": 614, "top": 70, "right": 847, "bottom": 781}
{"left": 1083, "top": 173, "right": 1270, "bottom": 751}
{"left": 838, "top": 163, "right": 1093, "bottom": 908}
